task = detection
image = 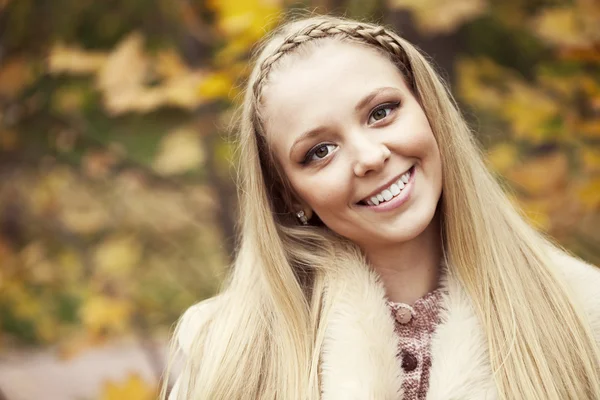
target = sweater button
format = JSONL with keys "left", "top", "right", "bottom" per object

{"left": 401, "top": 351, "right": 418, "bottom": 372}
{"left": 395, "top": 309, "right": 412, "bottom": 324}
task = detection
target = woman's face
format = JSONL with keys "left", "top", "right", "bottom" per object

{"left": 262, "top": 40, "right": 443, "bottom": 251}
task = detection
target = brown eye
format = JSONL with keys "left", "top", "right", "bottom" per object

{"left": 368, "top": 102, "right": 400, "bottom": 125}
{"left": 315, "top": 146, "right": 329, "bottom": 158}
{"left": 372, "top": 108, "right": 388, "bottom": 121}
{"left": 304, "top": 144, "right": 337, "bottom": 164}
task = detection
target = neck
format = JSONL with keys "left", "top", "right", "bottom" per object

{"left": 363, "top": 213, "right": 442, "bottom": 305}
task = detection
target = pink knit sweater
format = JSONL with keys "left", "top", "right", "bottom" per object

{"left": 386, "top": 288, "right": 444, "bottom": 399}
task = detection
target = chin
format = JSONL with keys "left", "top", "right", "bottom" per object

{"left": 368, "top": 207, "right": 439, "bottom": 245}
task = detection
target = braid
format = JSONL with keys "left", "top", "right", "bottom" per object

{"left": 252, "top": 21, "right": 413, "bottom": 102}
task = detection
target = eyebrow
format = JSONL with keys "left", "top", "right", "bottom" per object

{"left": 354, "top": 86, "right": 394, "bottom": 113}
{"left": 288, "top": 86, "right": 395, "bottom": 159}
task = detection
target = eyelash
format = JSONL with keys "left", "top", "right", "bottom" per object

{"left": 303, "top": 143, "right": 337, "bottom": 164}
{"left": 301, "top": 101, "right": 401, "bottom": 165}
{"left": 368, "top": 102, "right": 400, "bottom": 125}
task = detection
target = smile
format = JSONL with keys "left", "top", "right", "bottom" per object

{"left": 358, "top": 166, "right": 415, "bottom": 209}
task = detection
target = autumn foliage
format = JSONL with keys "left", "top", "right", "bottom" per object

{"left": 0, "top": 0, "right": 599, "bottom": 398}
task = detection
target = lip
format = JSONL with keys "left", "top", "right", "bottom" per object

{"left": 357, "top": 165, "right": 414, "bottom": 204}
{"left": 357, "top": 166, "right": 416, "bottom": 212}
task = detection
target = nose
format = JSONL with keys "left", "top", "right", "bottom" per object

{"left": 351, "top": 134, "right": 391, "bottom": 177}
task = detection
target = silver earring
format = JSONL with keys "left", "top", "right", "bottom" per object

{"left": 296, "top": 210, "right": 308, "bottom": 225}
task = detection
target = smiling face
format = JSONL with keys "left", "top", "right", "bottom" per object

{"left": 261, "top": 39, "right": 443, "bottom": 252}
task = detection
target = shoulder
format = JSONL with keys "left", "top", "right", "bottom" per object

{"left": 550, "top": 250, "right": 600, "bottom": 339}
{"left": 175, "top": 295, "right": 221, "bottom": 355}
{"left": 168, "top": 296, "right": 221, "bottom": 400}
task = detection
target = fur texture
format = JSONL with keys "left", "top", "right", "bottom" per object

{"left": 172, "top": 253, "right": 600, "bottom": 399}
{"left": 319, "top": 261, "right": 404, "bottom": 400}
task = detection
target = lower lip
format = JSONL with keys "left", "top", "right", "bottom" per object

{"left": 358, "top": 167, "right": 416, "bottom": 212}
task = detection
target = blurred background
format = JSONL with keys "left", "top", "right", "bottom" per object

{"left": 0, "top": 0, "right": 598, "bottom": 399}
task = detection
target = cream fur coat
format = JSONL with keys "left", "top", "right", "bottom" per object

{"left": 171, "top": 252, "right": 600, "bottom": 399}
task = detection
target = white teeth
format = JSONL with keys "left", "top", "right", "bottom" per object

{"left": 382, "top": 189, "right": 393, "bottom": 201}
{"left": 363, "top": 167, "right": 413, "bottom": 206}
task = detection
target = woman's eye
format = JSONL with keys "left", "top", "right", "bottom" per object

{"left": 368, "top": 102, "right": 399, "bottom": 124}
{"left": 304, "top": 144, "right": 337, "bottom": 163}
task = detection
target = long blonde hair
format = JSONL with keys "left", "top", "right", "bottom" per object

{"left": 165, "top": 15, "right": 600, "bottom": 399}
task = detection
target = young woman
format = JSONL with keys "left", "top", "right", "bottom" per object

{"left": 164, "top": 15, "right": 600, "bottom": 400}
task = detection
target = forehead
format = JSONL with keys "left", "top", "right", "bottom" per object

{"left": 261, "top": 40, "right": 408, "bottom": 146}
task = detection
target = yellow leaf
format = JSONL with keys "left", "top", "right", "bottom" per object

{"left": 577, "top": 177, "right": 600, "bottom": 210}
{"left": 152, "top": 126, "right": 205, "bottom": 176}
{"left": 156, "top": 49, "right": 189, "bottom": 79}
{"left": 532, "top": 7, "right": 592, "bottom": 48}
{"left": 215, "top": 36, "right": 254, "bottom": 65}
{"left": 94, "top": 235, "right": 142, "bottom": 278}
{"left": 96, "top": 33, "right": 148, "bottom": 114}
{"left": 80, "top": 295, "right": 133, "bottom": 336}
{"left": 198, "top": 72, "right": 234, "bottom": 100}
{"left": 207, "top": 0, "right": 282, "bottom": 39}
{"left": 455, "top": 58, "right": 511, "bottom": 112}
{"left": 502, "top": 81, "right": 560, "bottom": 143}
{"left": 537, "top": 69, "right": 579, "bottom": 99}
{"left": 163, "top": 72, "right": 205, "bottom": 109}
{"left": 100, "top": 374, "right": 156, "bottom": 400}
{"left": 48, "top": 44, "right": 107, "bottom": 75}
{"left": 508, "top": 152, "right": 568, "bottom": 196}
{"left": 581, "top": 147, "right": 600, "bottom": 174}
{"left": 486, "top": 143, "right": 518, "bottom": 174}
{"left": 388, "top": 0, "right": 487, "bottom": 34}
{"left": 96, "top": 33, "right": 146, "bottom": 92}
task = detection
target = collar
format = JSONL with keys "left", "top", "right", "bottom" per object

{"left": 319, "top": 261, "right": 497, "bottom": 400}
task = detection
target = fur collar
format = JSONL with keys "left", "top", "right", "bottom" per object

{"left": 319, "top": 254, "right": 600, "bottom": 400}
{"left": 172, "top": 252, "right": 600, "bottom": 400}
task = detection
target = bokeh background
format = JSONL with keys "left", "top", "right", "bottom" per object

{"left": 0, "top": 0, "right": 599, "bottom": 399}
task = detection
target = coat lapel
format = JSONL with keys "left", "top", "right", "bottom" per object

{"left": 426, "top": 273, "right": 498, "bottom": 399}
{"left": 319, "top": 264, "right": 499, "bottom": 400}
{"left": 319, "top": 262, "right": 403, "bottom": 400}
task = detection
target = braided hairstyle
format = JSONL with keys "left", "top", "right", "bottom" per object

{"left": 252, "top": 20, "right": 415, "bottom": 103}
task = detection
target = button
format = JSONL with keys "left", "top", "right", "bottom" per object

{"left": 395, "top": 308, "right": 412, "bottom": 324}
{"left": 401, "top": 351, "right": 418, "bottom": 372}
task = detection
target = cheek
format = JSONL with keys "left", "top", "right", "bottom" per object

{"left": 292, "top": 172, "right": 352, "bottom": 216}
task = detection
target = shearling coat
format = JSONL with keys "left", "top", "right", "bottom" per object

{"left": 171, "top": 252, "right": 600, "bottom": 399}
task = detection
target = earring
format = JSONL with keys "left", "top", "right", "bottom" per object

{"left": 296, "top": 210, "right": 309, "bottom": 225}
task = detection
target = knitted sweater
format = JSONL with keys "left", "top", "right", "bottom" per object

{"left": 386, "top": 288, "right": 444, "bottom": 400}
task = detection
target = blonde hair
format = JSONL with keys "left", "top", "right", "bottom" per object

{"left": 164, "top": 15, "right": 600, "bottom": 399}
